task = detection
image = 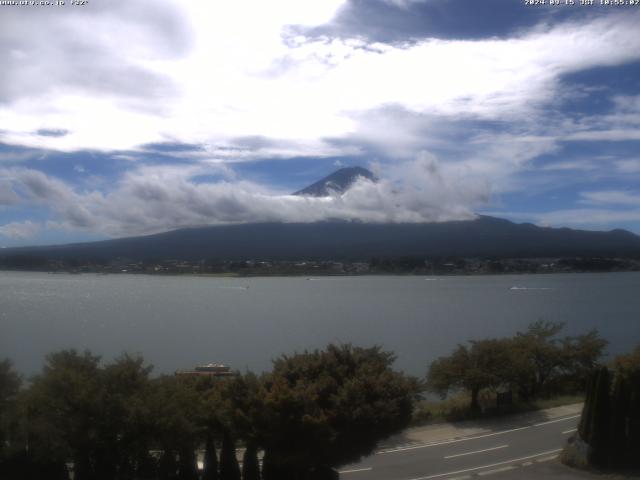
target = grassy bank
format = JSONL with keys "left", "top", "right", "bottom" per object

{"left": 412, "top": 392, "right": 584, "bottom": 426}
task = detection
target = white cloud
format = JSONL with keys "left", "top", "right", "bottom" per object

{"left": 615, "top": 159, "right": 640, "bottom": 173}
{"left": 557, "top": 94, "right": 640, "bottom": 143}
{"left": 1, "top": 4, "right": 640, "bottom": 238}
{"left": 580, "top": 190, "right": 640, "bottom": 207}
{"left": 0, "top": 7, "right": 639, "bottom": 157}
{"left": 0, "top": 181, "right": 19, "bottom": 205}
{"left": 539, "top": 160, "right": 599, "bottom": 172}
{"left": 0, "top": 150, "right": 42, "bottom": 163}
{"left": 564, "top": 130, "right": 640, "bottom": 142}
{"left": 0, "top": 155, "right": 489, "bottom": 237}
{"left": 382, "top": 0, "right": 429, "bottom": 7}
{"left": 0, "top": 220, "right": 42, "bottom": 240}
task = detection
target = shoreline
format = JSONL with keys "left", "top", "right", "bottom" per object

{"left": 1, "top": 268, "right": 640, "bottom": 279}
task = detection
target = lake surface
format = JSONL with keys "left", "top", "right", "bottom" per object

{"left": 1, "top": 271, "right": 639, "bottom": 377}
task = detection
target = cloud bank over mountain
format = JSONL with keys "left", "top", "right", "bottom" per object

{"left": 0, "top": 155, "right": 488, "bottom": 238}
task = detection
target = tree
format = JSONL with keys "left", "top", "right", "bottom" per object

{"left": 0, "top": 360, "right": 30, "bottom": 480}
{"left": 258, "top": 344, "right": 419, "bottom": 478}
{"left": 586, "top": 367, "right": 611, "bottom": 467}
{"left": 202, "top": 434, "right": 219, "bottom": 480}
{"left": 26, "top": 350, "right": 103, "bottom": 480}
{"left": 208, "top": 373, "right": 265, "bottom": 480}
{"left": 612, "top": 345, "right": 640, "bottom": 379}
{"left": 427, "top": 339, "right": 510, "bottom": 412}
{"left": 219, "top": 429, "right": 241, "bottom": 480}
{"left": 177, "top": 448, "right": 199, "bottom": 480}
{"left": 97, "top": 354, "right": 155, "bottom": 479}
{"left": 508, "top": 321, "right": 566, "bottom": 400}
{"left": 241, "top": 443, "right": 260, "bottom": 480}
{"left": 0, "top": 359, "right": 22, "bottom": 457}
{"left": 148, "top": 376, "right": 204, "bottom": 480}
{"left": 427, "top": 322, "right": 608, "bottom": 413}
{"left": 25, "top": 351, "right": 158, "bottom": 480}
{"left": 612, "top": 345, "right": 640, "bottom": 467}
{"left": 576, "top": 347, "right": 640, "bottom": 470}
{"left": 560, "top": 329, "right": 608, "bottom": 393}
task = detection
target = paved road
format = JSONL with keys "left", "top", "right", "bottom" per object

{"left": 339, "top": 413, "right": 580, "bottom": 480}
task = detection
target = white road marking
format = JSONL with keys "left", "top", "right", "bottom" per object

{"left": 377, "top": 427, "right": 529, "bottom": 454}
{"left": 377, "top": 414, "right": 580, "bottom": 456}
{"left": 339, "top": 467, "right": 373, "bottom": 474}
{"left": 477, "top": 465, "right": 516, "bottom": 476}
{"left": 562, "top": 428, "right": 577, "bottom": 434}
{"left": 533, "top": 415, "right": 580, "bottom": 427}
{"left": 407, "top": 448, "right": 563, "bottom": 480}
{"left": 535, "top": 454, "right": 559, "bottom": 463}
{"left": 444, "top": 445, "right": 508, "bottom": 459}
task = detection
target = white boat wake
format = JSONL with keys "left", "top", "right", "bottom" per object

{"left": 510, "top": 286, "right": 552, "bottom": 291}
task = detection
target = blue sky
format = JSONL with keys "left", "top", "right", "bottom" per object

{"left": 1, "top": 0, "right": 640, "bottom": 247}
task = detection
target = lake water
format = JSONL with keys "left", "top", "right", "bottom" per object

{"left": 1, "top": 271, "right": 639, "bottom": 377}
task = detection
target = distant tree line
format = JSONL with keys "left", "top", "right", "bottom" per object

{"left": 0, "top": 345, "right": 419, "bottom": 480}
{"left": 426, "top": 321, "right": 609, "bottom": 413}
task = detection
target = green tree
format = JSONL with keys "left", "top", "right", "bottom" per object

{"left": 202, "top": 434, "right": 219, "bottom": 480}
{"left": 0, "top": 359, "right": 22, "bottom": 457}
{"left": 241, "top": 443, "right": 260, "bottom": 480}
{"left": 612, "top": 345, "right": 640, "bottom": 379}
{"left": 148, "top": 376, "right": 204, "bottom": 480}
{"left": 97, "top": 354, "right": 155, "bottom": 479}
{"left": 210, "top": 373, "right": 265, "bottom": 480}
{"left": 509, "top": 322, "right": 607, "bottom": 399}
{"left": 508, "top": 321, "right": 566, "bottom": 399}
{"left": 427, "top": 339, "right": 510, "bottom": 412}
{"left": 26, "top": 350, "right": 103, "bottom": 480}
{"left": 577, "top": 347, "right": 640, "bottom": 470}
{"left": 219, "top": 429, "right": 241, "bottom": 480}
{"left": 612, "top": 345, "right": 640, "bottom": 467}
{"left": 177, "top": 448, "right": 199, "bottom": 480}
{"left": 222, "top": 373, "right": 265, "bottom": 480}
{"left": 586, "top": 367, "right": 611, "bottom": 467}
{"left": 258, "top": 344, "right": 419, "bottom": 478}
{"left": 559, "top": 329, "right": 608, "bottom": 393}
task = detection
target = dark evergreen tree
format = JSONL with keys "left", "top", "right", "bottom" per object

{"left": 628, "top": 387, "right": 640, "bottom": 467}
{"left": 260, "top": 450, "right": 293, "bottom": 480}
{"left": 608, "top": 374, "right": 629, "bottom": 466}
{"left": 578, "top": 370, "right": 597, "bottom": 442}
{"left": 241, "top": 442, "right": 260, "bottom": 480}
{"left": 220, "top": 430, "right": 241, "bottom": 480}
{"left": 614, "top": 346, "right": 640, "bottom": 467}
{"left": 260, "top": 449, "right": 275, "bottom": 480}
{"left": 0, "top": 359, "right": 21, "bottom": 459}
{"left": 586, "top": 367, "right": 611, "bottom": 468}
{"left": 178, "top": 448, "right": 199, "bottom": 480}
{"left": 159, "top": 451, "right": 178, "bottom": 480}
{"left": 136, "top": 452, "right": 159, "bottom": 480}
{"left": 576, "top": 348, "right": 640, "bottom": 470}
{"left": 0, "top": 450, "right": 69, "bottom": 480}
{"left": 203, "top": 435, "right": 219, "bottom": 480}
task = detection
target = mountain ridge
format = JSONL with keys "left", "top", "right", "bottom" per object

{"left": 2, "top": 215, "right": 639, "bottom": 262}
